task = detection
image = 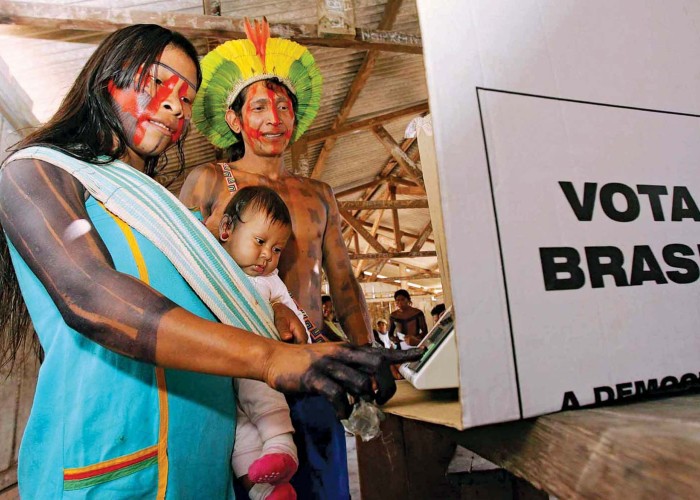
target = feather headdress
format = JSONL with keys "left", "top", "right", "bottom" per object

{"left": 193, "top": 18, "right": 323, "bottom": 149}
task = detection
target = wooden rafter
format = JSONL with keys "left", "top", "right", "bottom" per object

{"left": 310, "top": 0, "right": 404, "bottom": 179}
{"left": 0, "top": 1, "right": 421, "bottom": 53}
{"left": 339, "top": 210, "right": 388, "bottom": 254}
{"left": 372, "top": 125, "right": 424, "bottom": 187}
{"left": 395, "top": 185, "right": 426, "bottom": 196}
{"left": 388, "top": 185, "right": 403, "bottom": 251}
{"left": 348, "top": 250, "right": 436, "bottom": 260}
{"left": 340, "top": 139, "right": 415, "bottom": 238}
{"left": 0, "top": 59, "right": 39, "bottom": 134}
{"left": 368, "top": 254, "right": 392, "bottom": 281}
{"left": 410, "top": 221, "right": 433, "bottom": 252}
{"left": 354, "top": 205, "right": 386, "bottom": 278}
{"left": 359, "top": 272, "right": 441, "bottom": 283}
{"left": 303, "top": 101, "right": 429, "bottom": 145}
{"left": 337, "top": 199, "right": 428, "bottom": 210}
{"left": 354, "top": 219, "right": 435, "bottom": 246}
{"left": 335, "top": 175, "right": 419, "bottom": 198}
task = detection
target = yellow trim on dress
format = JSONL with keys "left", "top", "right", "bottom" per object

{"left": 104, "top": 203, "right": 170, "bottom": 500}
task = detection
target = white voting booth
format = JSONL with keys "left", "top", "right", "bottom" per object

{"left": 408, "top": 0, "right": 700, "bottom": 429}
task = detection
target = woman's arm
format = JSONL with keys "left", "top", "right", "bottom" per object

{"left": 0, "top": 159, "right": 421, "bottom": 415}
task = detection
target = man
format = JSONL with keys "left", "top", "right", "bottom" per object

{"left": 373, "top": 319, "right": 393, "bottom": 349}
{"left": 179, "top": 20, "right": 375, "bottom": 499}
{"left": 321, "top": 295, "right": 348, "bottom": 342}
{"left": 431, "top": 303, "right": 447, "bottom": 324}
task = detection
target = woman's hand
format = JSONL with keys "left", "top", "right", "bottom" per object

{"left": 262, "top": 343, "right": 423, "bottom": 418}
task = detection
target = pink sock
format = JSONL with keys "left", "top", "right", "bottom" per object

{"left": 248, "top": 453, "right": 298, "bottom": 485}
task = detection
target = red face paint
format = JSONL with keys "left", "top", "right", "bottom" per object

{"left": 109, "top": 70, "right": 189, "bottom": 147}
{"left": 240, "top": 81, "right": 296, "bottom": 156}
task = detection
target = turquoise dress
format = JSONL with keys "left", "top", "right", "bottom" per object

{"left": 8, "top": 197, "right": 236, "bottom": 499}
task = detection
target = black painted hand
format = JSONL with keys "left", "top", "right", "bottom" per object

{"left": 264, "top": 343, "right": 423, "bottom": 418}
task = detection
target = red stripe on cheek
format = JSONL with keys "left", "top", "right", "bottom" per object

{"left": 109, "top": 80, "right": 148, "bottom": 145}
{"left": 243, "top": 103, "right": 263, "bottom": 142}
{"left": 267, "top": 88, "right": 280, "bottom": 124}
{"left": 145, "top": 74, "right": 178, "bottom": 115}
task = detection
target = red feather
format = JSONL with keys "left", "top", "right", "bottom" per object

{"left": 244, "top": 17, "right": 269, "bottom": 71}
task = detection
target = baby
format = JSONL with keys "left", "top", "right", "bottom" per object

{"left": 219, "top": 186, "right": 307, "bottom": 500}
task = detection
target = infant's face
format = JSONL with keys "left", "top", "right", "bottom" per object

{"left": 225, "top": 209, "right": 291, "bottom": 277}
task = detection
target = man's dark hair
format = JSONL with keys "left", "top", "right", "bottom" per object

{"left": 394, "top": 289, "right": 411, "bottom": 301}
{"left": 431, "top": 303, "right": 446, "bottom": 317}
{"left": 223, "top": 186, "right": 292, "bottom": 229}
{"left": 322, "top": 295, "right": 332, "bottom": 305}
{"left": 226, "top": 78, "right": 299, "bottom": 162}
{"left": 14, "top": 24, "right": 201, "bottom": 178}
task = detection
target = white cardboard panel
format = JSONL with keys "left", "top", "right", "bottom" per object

{"left": 417, "top": 0, "right": 700, "bottom": 428}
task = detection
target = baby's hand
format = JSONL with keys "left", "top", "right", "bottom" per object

{"left": 271, "top": 302, "right": 308, "bottom": 344}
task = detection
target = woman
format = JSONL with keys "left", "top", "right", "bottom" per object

{"left": 0, "top": 24, "right": 419, "bottom": 498}
{"left": 389, "top": 289, "right": 429, "bottom": 349}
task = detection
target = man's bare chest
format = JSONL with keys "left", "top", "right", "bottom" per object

{"left": 214, "top": 168, "right": 327, "bottom": 240}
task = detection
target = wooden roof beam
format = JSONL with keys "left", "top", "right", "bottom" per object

{"left": 372, "top": 125, "right": 424, "bottom": 188}
{"left": 303, "top": 101, "right": 429, "bottom": 145}
{"left": 359, "top": 272, "right": 441, "bottom": 283}
{"left": 410, "top": 221, "right": 433, "bottom": 252}
{"left": 0, "top": 1, "right": 421, "bottom": 54}
{"left": 335, "top": 175, "right": 419, "bottom": 198}
{"left": 310, "top": 0, "right": 404, "bottom": 179}
{"left": 337, "top": 198, "right": 428, "bottom": 210}
{"left": 348, "top": 250, "right": 437, "bottom": 260}
{"left": 0, "top": 57, "right": 39, "bottom": 134}
{"left": 389, "top": 184, "right": 403, "bottom": 251}
{"left": 343, "top": 213, "right": 436, "bottom": 246}
{"left": 339, "top": 210, "right": 388, "bottom": 254}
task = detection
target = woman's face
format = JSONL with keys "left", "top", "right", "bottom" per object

{"left": 109, "top": 44, "right": 198, "bottom": 167}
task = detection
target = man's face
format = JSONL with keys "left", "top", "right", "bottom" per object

{"left": 322, "top": 300, "right": 333, "bottom": 320}
{"left": 108, "top": 45, "right": 197, "bottom": 163}
{"left": 394, "top": 295, "right": 409, "bottom": 310}
{"left": 233, "top": 80, "right": 296, "bottom": 158}
{"left": 377, "top": 322, "right": 388, "bottom": 333}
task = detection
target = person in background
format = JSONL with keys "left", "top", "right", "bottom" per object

{"left": 373, "top": 319, "right": 394, "bottom": 349}
{"left": 389, "top": 289, "right": 429, "bottom": 350}
{"left": 321, "top": 294, "right": 348, "bottom": 342}
{"left": 431, "top": 303, "right": 447, "bottom": 324}
{"left": 0, "top": 24, "right": 420, "bottom": 499}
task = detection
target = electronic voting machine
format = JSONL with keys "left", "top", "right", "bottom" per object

{"left": 399, "top": 305, "right": 458, "bottom": 390}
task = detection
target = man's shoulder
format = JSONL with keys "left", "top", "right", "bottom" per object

{"left": 186, "top": 162, "right": 226, "bottom": 182}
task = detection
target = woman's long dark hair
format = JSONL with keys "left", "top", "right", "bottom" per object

{"left": 0, "top": 24, "right": 201, "bottom": 370}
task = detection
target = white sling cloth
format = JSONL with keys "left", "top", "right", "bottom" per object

{"left": 8, "top": 146, "right": 278, "bottom": 339}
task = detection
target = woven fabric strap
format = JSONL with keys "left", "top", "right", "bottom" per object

{"left": 8, "top": 146, "right": 278, "bottom": 339}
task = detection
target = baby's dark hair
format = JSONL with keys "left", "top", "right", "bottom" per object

{"left": 223, "top": 186, "right": 292, "bottom": 228}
